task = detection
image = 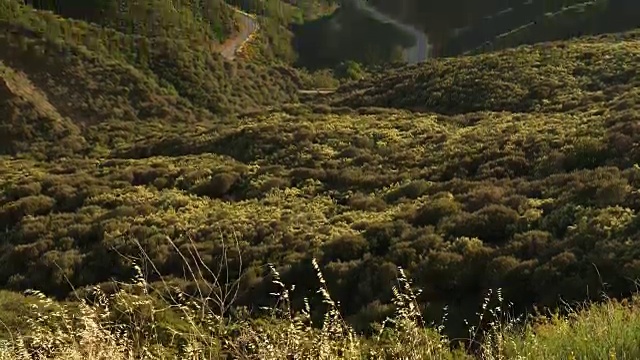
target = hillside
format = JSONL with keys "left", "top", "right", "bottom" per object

{"left": 363, "top": 0, "right": 640, "bottom": 57}
{"left": 222, "top": 0, "right": 339, "bottom": 64}
{"left": 329, "top": 30, "right": 640, "bottom": 115}
{"left": 0, "top": 61, "right": 83, "bottom": 157}
{"left": 25, "top": 0, "right": 238, "bottom": 42}
{"left": 292, "top": 2, "right": 414, "bottom": 69}
{"left": 298, "top": 0, "right": 640, "bottom": 67}
{"left": 1, "top": 0, "right": 303, "bottom": 119}
{"left": 3, "top": 0, "right": 640, "bottom": 357}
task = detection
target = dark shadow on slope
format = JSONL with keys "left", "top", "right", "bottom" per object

{"left": 364, "top": 0, "right": 640, "bottom": 58}
{"left": 292, "top": 4, "right": 415, "bottom": 70}
{"left": 450, "top": 0, "right": 640, "bottom": 57}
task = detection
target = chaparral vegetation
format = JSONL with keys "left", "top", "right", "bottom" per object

{"left": 2, "top": 0, "right": 640, "bottom": 358}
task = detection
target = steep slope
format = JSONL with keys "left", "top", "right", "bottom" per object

{"left": 0, "top": 23, "right": 197, "bottom": 125}
{"left": 24, "top": 0, "right": 238, "bottom": 43}
{"left": 458, "top": 0, "right": 640, "bottom": 56}
{"left": 0, "top": 61, "right": 83, "bottom": 157}
{"left": 1, "top": 0, "right": 301, "bottom": 117}
{"left": 347, "top": 0, "right": 429, "bottom": 64}
{"left": 292, "top": 3, "right": 414, "bottom": 70}
{"left": 222, "top": 0, "right": 339, "bottom": 64}
{"left": 366, "top": 0, "right": 640, "bottom": 57}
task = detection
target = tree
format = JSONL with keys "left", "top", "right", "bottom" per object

{"left": 335, "top": 60, "right": 365, "bottom": 81}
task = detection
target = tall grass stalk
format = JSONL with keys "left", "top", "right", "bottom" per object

{"left": 2, "top": 235, "right": 640, "bottom": 359}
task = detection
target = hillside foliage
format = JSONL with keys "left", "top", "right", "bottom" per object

{"left": 24, "top": 0, "right": 238, "bottom": 41}
{"left": 2, "top": 0, "right": 640, "bottom": 358}
{"left": 0, "top": 0, "right": 303, "bottom": 118}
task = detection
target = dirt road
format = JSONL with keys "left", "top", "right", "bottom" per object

{"left": 220, "top": 9, "right": 259, "bottom": 60}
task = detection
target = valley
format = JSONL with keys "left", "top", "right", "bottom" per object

{"left": 347, "top": 0, "right": 431, "bottom": 63}
{"left": 1, "top": 0, "right": 640, "bottom": 358}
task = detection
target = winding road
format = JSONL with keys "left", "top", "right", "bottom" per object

{"left": 349, "top": 0, "right": 431, "bottom": 64}
{"left": 220, "top": 1, "right": 430, "bottom": 64}
{"left": 218, "top": 7, "right": 333, "bottom": 96}
{"left": 297, "top": 1, "right": 431, "bottom": 94}
{"left": 220, "top": 8, "right": 259, "bottom": 61}
{"left": 221, "top": 2, "right": 427, "bottom": 94}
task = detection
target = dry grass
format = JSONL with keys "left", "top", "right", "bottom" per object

{"left": 2, "top": 237, "right": 640, "bottom": 360}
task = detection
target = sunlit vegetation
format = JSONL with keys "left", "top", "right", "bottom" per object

{"left": 3, "top": 257, "right": 640, "bottom": 359}
{"left": 0, "top": 0, "right": 304, "bottom": 117}
{"left": 24, "top": 0, "right": 239, "bottom": 42}
{"left": 331, "top": 30, "right": 640, "bottom": 115}
{"left": 2, "top": 0, "right": 640, "bottom": 357}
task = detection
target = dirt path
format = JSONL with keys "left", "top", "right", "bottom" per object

{"left": 220, "top": 8, "right": 259, "bottom": 60}
{"left": 297, "top": 89, "right": 336, "bottom": 95}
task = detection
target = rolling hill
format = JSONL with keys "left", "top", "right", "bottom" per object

{"left": 2, "top": 0, "right": 640, "bottom": 358}
{"left": 328, "top": 30, "right": 640, "bottom": 115}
